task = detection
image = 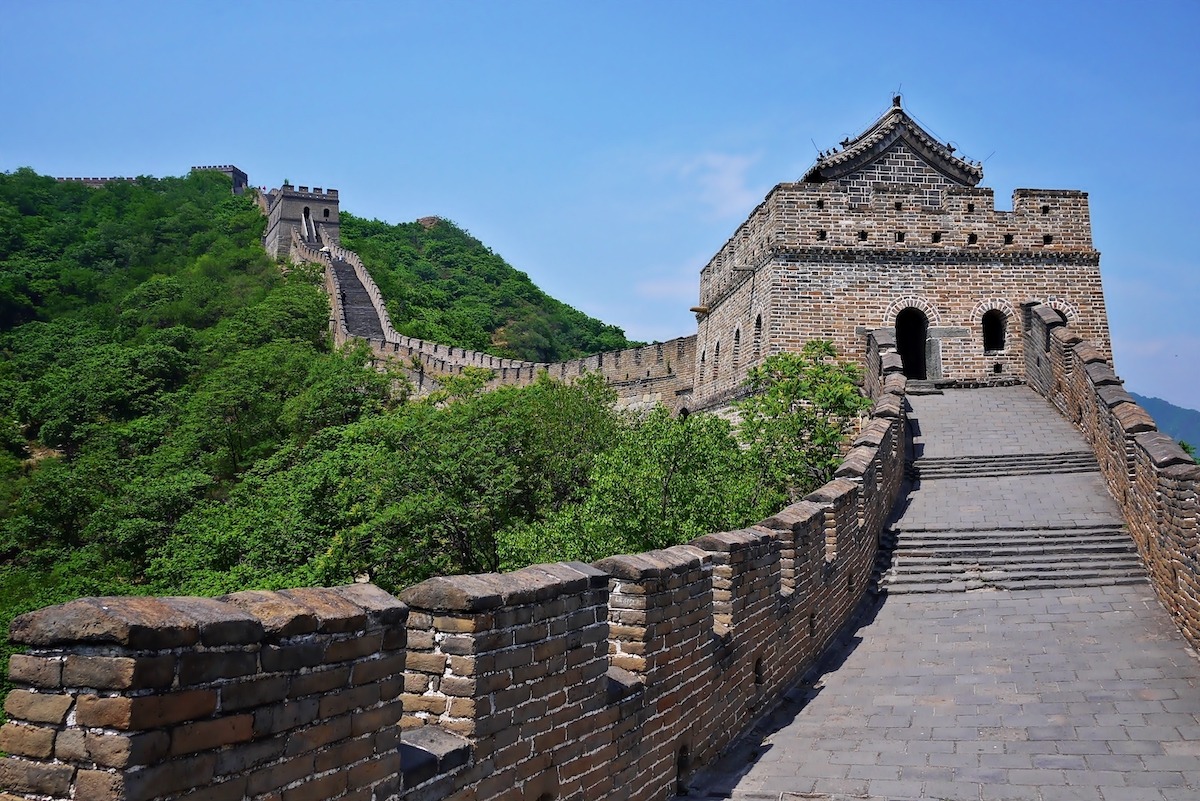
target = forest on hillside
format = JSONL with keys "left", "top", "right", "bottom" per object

{"left": 0, "top": 168, "right": 867, "bottom": 707}
{"left": 339, "top": 213, "right": 638, "bottom": 362}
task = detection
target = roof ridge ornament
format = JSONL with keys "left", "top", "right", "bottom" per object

{"left": 801, "top": 101, "right": 982, "bottom": 187}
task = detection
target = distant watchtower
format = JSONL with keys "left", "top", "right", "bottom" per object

{"left": 190, "top": 165, "right": 249, "bottom": 194}
{"left": 690, "top": 96, "right": 1110, "bottom": 407}
{"left": 262, "top": 181, "right": 341, "bottom": 259}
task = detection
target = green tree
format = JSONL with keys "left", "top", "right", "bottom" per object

{"left": 737, "top": 342, "right": 872, "bottom": 506}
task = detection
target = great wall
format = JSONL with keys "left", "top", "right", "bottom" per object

{"left": 6, "top": 99, "right": 1197, "bottom": 800}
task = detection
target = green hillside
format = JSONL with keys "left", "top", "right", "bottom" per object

{"left": 1130, "top": 392, "right": 1200, "bottom": 450}
{"left": 339, "top": 213, "right": 638, "bottom": 362}
{"left": 0, "top": 168, "right": 860, "bottom": 718}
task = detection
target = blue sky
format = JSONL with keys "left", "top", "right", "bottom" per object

{"left": 4, "top": 1, "right": 1198, "bottom": 408}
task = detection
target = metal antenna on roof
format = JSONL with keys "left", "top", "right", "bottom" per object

{"left": 810, "top": 138, "right": 821, "bottom": 156}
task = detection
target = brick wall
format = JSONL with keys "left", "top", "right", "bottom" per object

{"left": 2, "top": 340, "right": 908, "bottom": 801}
{"left": 286, "top": 233, "right": 698, "bottom": 412}
{"left": 1, "top": 585, "right": 409, "bottom": 801}
{"left": 1023, "top": 304, "right": 1200, "bottom": 647}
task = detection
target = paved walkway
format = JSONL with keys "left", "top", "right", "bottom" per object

{"left": 690, "top": 387, "right": 1200, "bottom": 801}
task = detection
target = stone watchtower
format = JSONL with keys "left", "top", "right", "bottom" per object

{"left": 262, "top": 181, "right": 341, "bottom": 259}
{"left": 690, "top": 96, "right": 1110, "bottom": 407}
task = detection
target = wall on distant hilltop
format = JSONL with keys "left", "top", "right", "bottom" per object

{"left": 287, "top": 228, "right": 698, "bottom": 411}
{"left": 0, "top": 336, "right": 907, "bottom": 801}
{"left": 1024, "top": 303, "right": 1200, "bottom": 647}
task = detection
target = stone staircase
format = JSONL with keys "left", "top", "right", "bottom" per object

{"left": 877, "top": 447, "right": 1147, "bottom": 594}
{"left": 331, "top": 257, "right": 386, "bottom": 340}
{"left": 906, "top": 450, "right": 1100, "bottom": 480}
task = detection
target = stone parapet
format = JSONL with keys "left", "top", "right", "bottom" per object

{"left": 1, "top": 585, "right": 409, "bottom": 801}
{"left": 2, "top": 341, "right": 908, "bottom": 801}
{"left": 1023, "top": 303, "right": 1200, "bottom": 647}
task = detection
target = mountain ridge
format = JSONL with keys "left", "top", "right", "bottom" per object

{"left": 1130, "top": 392, "right": 1200, "bottom": 446}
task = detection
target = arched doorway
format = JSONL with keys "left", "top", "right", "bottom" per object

{"left": 896, "top": 307, "right": 928, "bottom": 380}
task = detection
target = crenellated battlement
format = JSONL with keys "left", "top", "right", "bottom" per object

{"left": 1023, "top": 304, "right": 1200, "bottom": 646}
{"left": 0, "top": 344, "right": 909, "bottom": 801}
{"left": 698, "top": 184, "right": 1096, "bottom": 311}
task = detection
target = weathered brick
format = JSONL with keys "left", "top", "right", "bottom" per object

{"left": 0, "top": 722, "right": 54, "bottom": 758}
{"left": 6, "top": 654, "right": 63, "bottom": 688}
{"left": 179, "top": 651, "right": 258, "bottom": 685}
{"left": 63, "top": 654, "right": 175, "bottom": 690}
{"left": 169, "top": 714, "right": 253, "bottom": 756}
{"left": 55, "top": 727, "right": 88, "bottom": 761}
{"left": 282, "top": 770, "right": 348, "bottom": 801}
{"left": 289, "top": 665, "right": 350, "bottom": 698}
{"left": 122, "top": 753, "right": 217, "bottom": 801}
{"left": 75, "top": 769, "right": 123, "bottom": 801}
{"left": 0, "top": 756, "right": 75, "bottom": 795}
{"left": 318, "top": 684, "right": 380, "bottom": 718}
{"left": 76, "top": 689, "right": 216, "bottom": 730}
{"left": 252, "top": 698, "right": 320, "bottom": 736}
{"left": 220, "top": 674, "right": 289, "bottom": 711}
{"left": 247, "top": 752, "right": 315, "bottom": 795}
{"left": 350, "top": 653, "right": 406, "bottom": 685}
{"left": 85, "top": 730, "right": 170, "bottom": 768}
{"left": 3, "top": 689, "right": 73, "bottom": 724}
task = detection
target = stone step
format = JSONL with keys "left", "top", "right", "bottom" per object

{"left": 331, "top": 259, "right": 386, "bottom": 340}
{"left": 875, "top": 521, "right": 1145, "bottom": 593}
{"left": 884, "top": 557, "right": 1144, "bottom": 578}
{"left": 906, "top": 451, "right": 1100, "bottom": 480}
{"left": 886, "top": 532, "right": 1135, "bottom": 556}
{"left": 883, "top": 573, "right": 1148, "bottom": 594}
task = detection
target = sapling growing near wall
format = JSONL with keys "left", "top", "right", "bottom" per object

{"left": 737, "top": 340, "right": 871, "bottom": 506}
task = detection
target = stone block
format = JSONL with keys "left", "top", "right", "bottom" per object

{"left": 160, "top": 596, "right": 265, "bottom": 645}
{"left": 220, "top": 674, "right": 290, "bottom": 711}
{"left": 0, "top": 722, "right": 55, "bottom": 758}
{"left": 1136, "top": 431, "right": 1196, "bottom": 469}
{"left": 122, "top": 753, "right": 217, "bottom": 801}
{"left": 3, "top": 689, "right": 73, "bottom": 724}
{"left": 76, "top": 689, "right": 216, "bottom": 730}
{"left": 331, "top": 583, "right": 408, "bottom": 626}
{"left": 6, "top": 654, "right": 62, "bottom": 688}
{"left": 1113, "top": 403, "right": 1156, "bottom": 434}
{"left": 9, "top": 596, "right": 199, "bottom": 648}
{"left": 64, "top": 654, "right": 175, "bottom": 690}
{"left": 399, "top": 574, "right": 505, "bottom": 612}
{"left": 217, "top": 590, "right": 318, "bottom": 637}
{"left": 169, "top": 714, "right": 254, "bottom": 756}
{"left": 280, "top": 587, "right": 368, "bottom": 633}
{"left": 0, "top": 757, "right": 74, "bottom": 796}
{"left": 85, "top": 730, "right": 170, "bottom": 768}
{"left": 260, "top": 642, "right": 324, "bottom": 672}
{"left": 290, "top": 665, "right": 350, "bottom": 697}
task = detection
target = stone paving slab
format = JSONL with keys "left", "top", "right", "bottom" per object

{"left": 908, "top": 387, "right": 1091, "bottom": 459}
{"left": 684, "top": 388, "right": 1200, "bottom": 801}
{"left": 688, "top": 585, "right": 1200, "bottom": 801}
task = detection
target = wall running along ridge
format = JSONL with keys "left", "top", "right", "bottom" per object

{"left": 1023, "top": 303, "right": 1200, "bottom": 647}
{"left": 0, "top": 338, "right": 908, "bottom": 801}
{"left": 286, "top": 225, "right": 698, "bottom": 412}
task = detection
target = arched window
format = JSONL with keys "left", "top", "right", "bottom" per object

{"left": 753, "top": 314, "right": 762, "bottom": 359}
{"left": 982, "top": 309, "right": 1006, "bottom": 352}
{"left": 323, "top": 208, "right": 330, "bottom": 218}
{"left": 712, "top": 342, "right": 720, "bottom": 379}
{"left": 732, "top": 329, "right": 741, "bottom": 370}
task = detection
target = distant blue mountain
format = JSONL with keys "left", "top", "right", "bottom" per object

{"left": 1129, "top": 393, "right": 1200, "bottom": 448}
